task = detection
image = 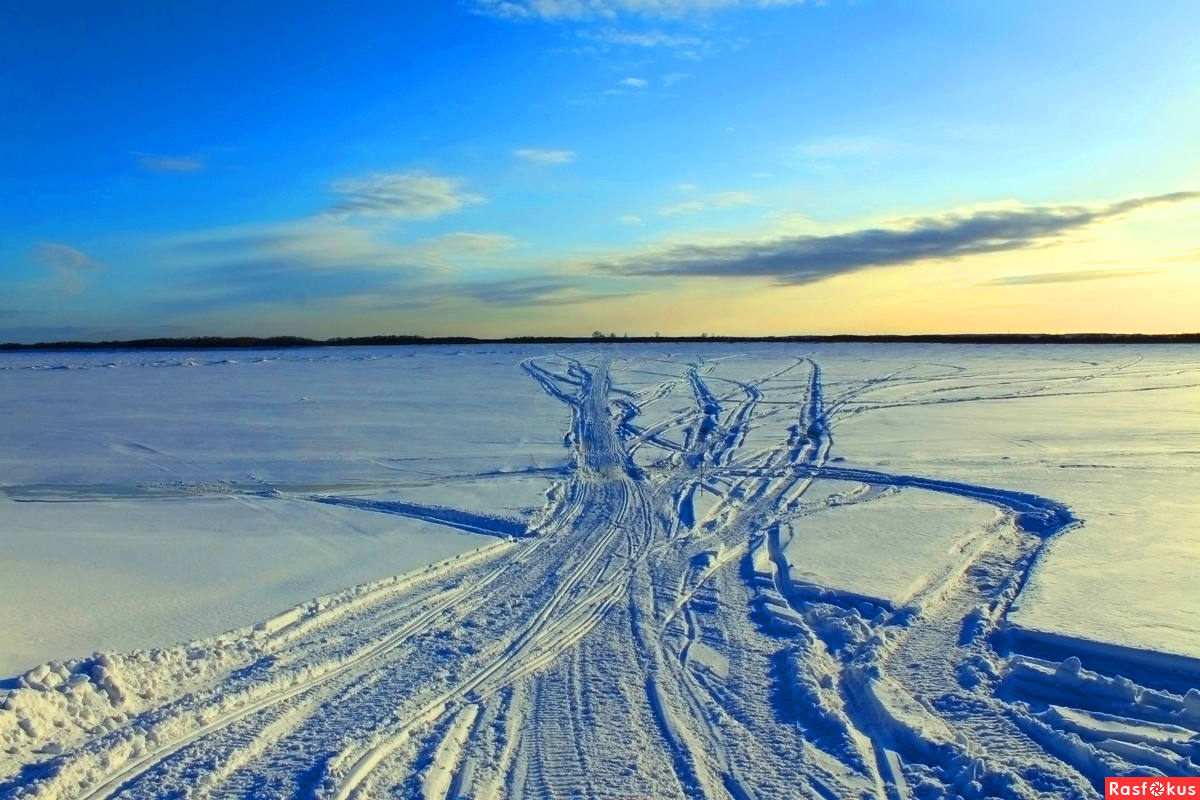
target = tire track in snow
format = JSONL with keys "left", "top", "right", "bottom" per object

{"left": 6, "top": 352, "right": 1197, "bottom": 800}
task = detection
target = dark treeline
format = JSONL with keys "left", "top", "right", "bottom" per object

{"left": 2, "top": 332, "right": 1199, "bottom": 351}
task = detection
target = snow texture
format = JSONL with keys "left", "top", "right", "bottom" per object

{"left": 1, "top": 344, "right": 1197, "bottom": 799}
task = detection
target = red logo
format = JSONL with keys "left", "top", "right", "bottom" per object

{"left": 1107, "top": 779, "right": 1200, "bottom": 798}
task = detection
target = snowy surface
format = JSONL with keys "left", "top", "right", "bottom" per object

{"left": 780, "top": 488, "right": 1002, "bottom": 607}
{"left": 0, "top": 348, "right": 566, "bottom": 489}
{"left": 0, "top": 348, "right": 565, "bottom": 675}
{"left": 823, "top": 346, "right": 1200, "bottom": 661}
{"left": 0, "top": 496, "right": 490, "bottom": 676}
{"left": 1, "top": 344, "right": 1198, "bottom": 799}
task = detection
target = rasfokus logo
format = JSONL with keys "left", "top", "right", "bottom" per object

{"left": 1107, "top": 778, "right": 1200, "bottom": 798}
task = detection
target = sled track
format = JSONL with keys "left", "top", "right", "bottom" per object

{"left": 3, "top": 352, "right": 1197, "bottom": 800}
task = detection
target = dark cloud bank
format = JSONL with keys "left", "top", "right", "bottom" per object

{"left": 602, "top": 190, "right": 1199, "bottom": 283}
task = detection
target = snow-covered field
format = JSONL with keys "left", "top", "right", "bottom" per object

{"left": 1, "top": 344, "right": 1197, "bottom": 798}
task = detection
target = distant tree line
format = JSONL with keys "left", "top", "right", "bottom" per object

{"left": 2, "top": 332, "right": 1198, "bottom": 351}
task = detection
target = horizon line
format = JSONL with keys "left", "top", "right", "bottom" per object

{"left": 3, "top": 331, "right": 1200, "bottom": 352}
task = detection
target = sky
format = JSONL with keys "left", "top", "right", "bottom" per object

{"left": 2, "top": 0, "right": 1199, "bottom": 341}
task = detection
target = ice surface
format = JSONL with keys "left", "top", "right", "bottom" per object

{"left": 824, "top": 345, "right": 1200, "bottom": 661}
{"left": 781, "top": 488, "right": 1001, "bottom": 607}
{"left": 1, "top": 344, "right": 1197, "bottom": 799}
{"left": 0, "top": 496, "right": 489, "bottom": 675}
{"left": 0, "top": 347, "right": 567, "bottom": 673}
{"left": 0, "top": 347, "right": 568, "bottom": 488}
{"left": 604, "top": 343, "right": 1200, "bottom": 661}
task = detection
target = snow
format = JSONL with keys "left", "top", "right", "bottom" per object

{"left": 824, "top": 345, "right": 1200, "bottom": 662}
{"left": 1, "top": 343, "right": 1198, "bottom": 799}
{"left": 0, "top": 347, "right": 566, "bottom": 675}
{"left": 0, "top": 496, "right": 491, "bottom": 676}
{"left": 780, "top": 488, "right": 1002, "bottom": 607}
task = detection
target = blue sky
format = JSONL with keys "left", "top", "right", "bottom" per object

{"left": 2, "top": 0, "right": 1198, "bottom": 340}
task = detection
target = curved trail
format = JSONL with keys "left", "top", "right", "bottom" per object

{"left": 3, "top": 352, "right": 1197, "bottom": 800}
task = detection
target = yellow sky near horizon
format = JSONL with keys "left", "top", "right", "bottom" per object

{"left": 246, "top": 203, "right": 1197, "bottom": 338}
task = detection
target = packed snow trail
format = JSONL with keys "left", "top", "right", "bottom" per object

{"left": 3, "top": 354, "right": 1198, "bottom": 800}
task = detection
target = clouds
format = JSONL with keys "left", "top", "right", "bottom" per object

{"left": 32, "top": 242, "right": 99, "bottom": 295}
{"left": 659, "top": 200, "right": 706, "bottom": 216}
{"left": 513, "top": 147, "right": 576, "bottom": 165}
{"left": 606, "top": 190, "right": 1200, "bottom": 284}
{"left": 34, "top": 242, "right": 98, "bottom": 272}
{"left": 472, "top": 0, "right": 803, "bottom": 21}
{"left": 137, "top": 154, "right": 206, "bottom": 173}
{"left": 571, "top": 27, "right": 711, "bottom": 59}
{"left": 147, "top": 167, "right": 516, "bottom": 313}
{"left": 602, "top": 74, "right": 690, "bottom": 96}
{"left": 458, "top": 276, "right": 608, "bottom": 306}
{"left": 329, "top": 171, "right": 484, "bottom": 219}
{"left": 379, "top": 275, "right": 640, "bottom": 311}
{"left": 982, "top": 268, "right": 1157, "bottom": 286}
{"left": 156, "top": 218, "right": 532, "bottom": 314}
{"left": 577, "top": 28, "right": 702, "bottom": 48}
{"left": 796, "top": 136, "right": 897, "bottom": 160}
{"left": 169, "top": 224, "right": 518, "bottom": 278}
{"left": 159, "top": 224, "right": 422, "bottom": 311}
{"left": 474, "top": 0, "right": 803, "bottom": 60}
{"left": 659, "top": 190, "right": 755, "bottom": 216}
{"left": 413, "top": 232, "right": 518, "bottom": 257}
{"left": 140, "top": 186, "right": 1198, "bottom": 325}
{"left": 603, "top": 77, "right": 650, "bottom": 95}
{"left": 169, "top": 224, "right": 414, "bottom": 267}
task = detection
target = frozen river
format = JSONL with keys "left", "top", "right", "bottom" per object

{"left": 1, "top": 344, "right": 1197, "bottom": 798}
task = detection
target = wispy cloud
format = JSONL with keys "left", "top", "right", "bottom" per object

{"left": 477, "top": 0, "right": 800, "bottom": 63}
{"left": 168, "top": 224, "right": 520, "bottom": 275}
{"left": 796, "top": 136, "right": 897, "bottom": 159}
{"left": 136, "top": 153, "right": 206, "bottom": 173}
{"left": 569, "top": 27, "right": 711, "bottom": 59}
{"left": 660, "top": 190, "right": 756, "bottom": 216}
{"left": 380, "top": 276, "right": 641, "bottom": 310}
{"left": 413, "top": 232, "right": 519, "bottom": 255}
{"left": 513, "top": 147, "right": 577, "bottom": 165}
{"left": 158, "top": 224, "right": 420, "bottom": 311}
{"left": 608, "top": 190, "right": 1200, "bottom": 284}
{"left": 329, "top": 171, "right": 484, "bottom": 220}
{"left": 406, "top": 233, "right": 520, "bottom": 270}
{"left": 660, "top": 200, "right": 706, "bottom": 216}
{"left": 461, "top": 277, "right": 599, "bottom": 306}
{"left": 578, "top": 28, "right": 702, "bottom": 49}
{"left": 157, "top": 221, "right": 529, "bottom": 313}
{"left": 711, "top": 191, "right": 755, "bottom": 207}
{"left": 32, "top": 242, "right": 100, "bottom": 295}
{"left": 472, "top": 0, "right": 804, "bottom": 21}
{"left": 33, "top": 242, "right": 98, "bottom": 272}
{"left": 158, "top": 214, "right": 641, "bottom": 315}
{"left": 165, "top": 260, "right": 409, "bottom": 312}
{"left": 981, "top": 268, "right": 1158, "bottom": 286}
{"left": 619, "top": 76, "right": 648, "bottom": 88}
{"left": 168, "top": 223, "right": 415, "bottom": 266}
{"left": 619, "top": 215, "right": 644, "bottom": 225}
